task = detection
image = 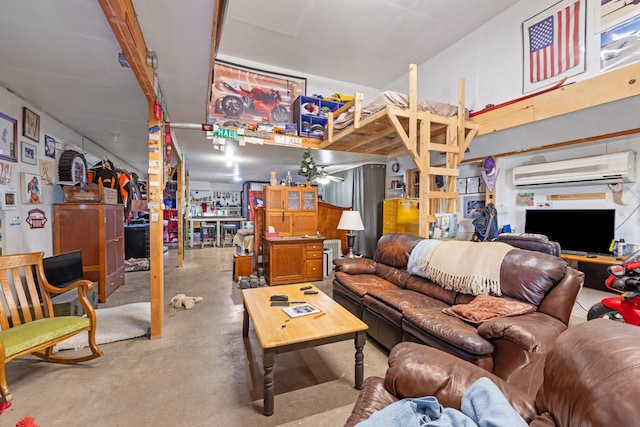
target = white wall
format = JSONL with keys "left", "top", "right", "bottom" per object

{"left": 495, "top": 141, "right": 640, "bottom": 247}
{"left": 217, "top": 55, "right": 383, "bottom": 104}
{"left": 383, "top": 1, "right": 640, "bottom": 249}
{"left": 0, "top": 85, "right": 142, "bottom": 256}
{"left": 385, "top": 0, "right": 604, "bottom": 110}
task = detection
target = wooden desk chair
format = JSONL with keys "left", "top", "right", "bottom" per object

{"left": 0, "top": 252, "right": 103, "bottom": 403}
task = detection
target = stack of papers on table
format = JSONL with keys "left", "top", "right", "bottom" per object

{"left": 282, "top": 304, "right": 321, "bottom": 318}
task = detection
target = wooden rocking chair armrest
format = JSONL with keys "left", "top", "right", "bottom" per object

{"left": 41, "top": 279, "right": 95, "bottom": 295}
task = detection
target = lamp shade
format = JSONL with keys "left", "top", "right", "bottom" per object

{"left": 337, "top": 211, "right": 365, "bottom": 231}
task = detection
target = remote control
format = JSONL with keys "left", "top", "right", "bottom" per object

{"left": 270, "top": 301, "right": 290, "bottom": 307}
{"left": 303, "top": 290, "right": 319, "bottom": 295}
{"left": 300, "top": 285, "right": 312, "bottom": 290}
{"left": 270, "top": 295, "right": 288, "bottom": 301}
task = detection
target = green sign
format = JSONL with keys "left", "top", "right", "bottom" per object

{"left": 214, "top": 128, "right": 239, "bottom": 140}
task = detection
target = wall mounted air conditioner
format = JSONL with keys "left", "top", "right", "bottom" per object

{"left": 512, "top": 151, "right": 636, "bottom": 187}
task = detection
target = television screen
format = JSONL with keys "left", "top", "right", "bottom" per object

{"left": 524, "top": 209, "right": 615, "bottom": 255}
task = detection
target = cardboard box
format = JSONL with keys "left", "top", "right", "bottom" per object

{"left": 63, "top": 186, "right": 118, "bottom": 204}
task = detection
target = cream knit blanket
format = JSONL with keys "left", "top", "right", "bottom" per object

{"left": 418, "top": 241, "right": 513, "bottom": 296}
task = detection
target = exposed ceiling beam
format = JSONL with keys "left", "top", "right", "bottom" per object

{"left": 99, "top": 0, "right": 156, "bottom": 102}
{"left": 207, "top": 0, "right": 229, "bottom": 109}
{"left": 470, "top": 62, "right": 640, "bottom": 136}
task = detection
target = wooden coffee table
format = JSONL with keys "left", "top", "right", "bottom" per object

{"left": 242, "top": 283, "right": 368, "bottom": 416}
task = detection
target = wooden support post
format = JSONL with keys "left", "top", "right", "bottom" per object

{"left": 148, "top": 103, "right": 164, "bottom": 338}
{"left": 176, "top": 162, "right": 184, "bottom": 268}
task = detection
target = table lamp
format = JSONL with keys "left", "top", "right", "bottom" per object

{"left": 337, "top": 210, "right": 365, "bottom": 258}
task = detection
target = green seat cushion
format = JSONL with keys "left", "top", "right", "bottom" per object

{"left": 0, "top": 317, "right": 90, "bottom": 357}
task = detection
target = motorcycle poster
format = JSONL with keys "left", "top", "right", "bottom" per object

{"left": 209, "top": 61, "right": 306, "bottom": 127}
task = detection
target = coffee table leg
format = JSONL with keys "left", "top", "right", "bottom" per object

{"left": 242, "top": 304, "right": 249, "bottom": 337}
{"left": 354, "top": 331, "right": 366, "bottom": 389}
{"left": 263, "top": 349, "right": 275, "bottom": 416}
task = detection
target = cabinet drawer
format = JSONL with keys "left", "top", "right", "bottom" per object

{"left": 306, "top": 259, "right": 323, "bottom": 280}
{"left": 383, "top": 219, "right": 397, "bottom": 228}
{"left": 305, "top": 243, "right": 323, "bottom": 252}
{"left": 306, "top": 250, "right": 323, "bottom": 260}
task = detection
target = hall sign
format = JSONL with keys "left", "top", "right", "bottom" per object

{"left": 212, "top": 128, "right": 240, "bottom": 140}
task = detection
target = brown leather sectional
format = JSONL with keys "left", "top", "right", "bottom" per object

{"left": 345, "top": 319, "right": 640, "bottom": 426}
{"left": 332, "top": 233, "right": 584, "bottom": 394}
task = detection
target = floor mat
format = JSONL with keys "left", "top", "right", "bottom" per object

{"left": 55, "top": 302, "right": 150, "bottom": 351}
{"left": 125, "top": 257, "right": 150, "bottom": 272}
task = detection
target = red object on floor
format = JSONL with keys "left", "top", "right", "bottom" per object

{"left": 16, "top": 416, "right": 41, "bottom": 427}
{"left": 0, "top": 401, "right": 10, "bottom": 414}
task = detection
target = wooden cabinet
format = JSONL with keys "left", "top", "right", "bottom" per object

{"left": 233, "top": 253, "right": 253, "bottom": 282}
{"left": 263, "top": 237, "right": 324, "bottom": 285}
{"left": 264, "top": 186, "right": 317, "bottom": 237}
{"left": 53, "top": 203, "right": 125, "bottom": 303}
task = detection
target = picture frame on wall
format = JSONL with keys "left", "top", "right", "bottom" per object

{"left": 466, "top": 176, "right": 480, "bottom": 194}
{"left": 21, "top": 141, "right": 37, "bottom": 165}
{"left": 522, "top": 0, "right": 586, "bottom": 93}
{"left": 600, "top": 15, "right": 640, "bottom": 72}
{"left": 39, "top": 158, "right": 54, "bottom": 185}
{"left": 44, "top": 134, "right": 57, "bottom": 158}
{"left": 209, "top": 60, "right": 306, "bottom": 127}
{"left": 22, "top": 107, "right": 40, "bottom": 142}
{"left": 0, "top": 189, "right": 18, "bottom": 210}
{"left": 0, "top": 162, "right": 11, "bottom": 185}
{"left": 456, "top": 177, "right": 467, "bottom": 194}
{"left": 463, "top": 196, "right": 486, "bottom": 219}
{"left": 595, "top": 0, "right": 640, "bottom": 33}
{"left": 20, "top": 172, "right": 42, "bottom": 204}
{"left": 0, "top": 112, "right": 17, "bottom": 163}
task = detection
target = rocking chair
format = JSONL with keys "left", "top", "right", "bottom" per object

{"left": 0, "top": 252, "right": 103, "bottom": 402}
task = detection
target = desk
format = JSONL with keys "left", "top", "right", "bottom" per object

{"left": 561, "top": 254, "right": 622, "bottom": 292}
{"left": 560, "top": 254, "right": 622, "bottom": 266}
{"left": 188, "top": 216, "right": 246, "bottom": 248}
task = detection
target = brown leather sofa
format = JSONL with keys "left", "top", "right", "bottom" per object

{"left": 333, "top": 233, "right": 584, "bottom": 393}
{"left": 345, "top": 319, "right": 640, "bottom": 426}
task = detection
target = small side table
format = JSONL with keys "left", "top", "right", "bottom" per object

{"left": 233, "top": 253, "right": 253, "bottom": 282}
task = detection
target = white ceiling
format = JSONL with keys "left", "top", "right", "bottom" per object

{"left": 0, "top": 0, "right": 519, "bottom": 184}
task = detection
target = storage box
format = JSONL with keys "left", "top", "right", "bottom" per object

{"left": 63, "top": 186, "right": 118, "bottom": 204}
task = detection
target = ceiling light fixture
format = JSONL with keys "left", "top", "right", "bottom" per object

{"left": 316, "top": 175, "right": 330, "bottom": 185}
{"left": 312, "top": 166, "right": 344, "bottom": 184}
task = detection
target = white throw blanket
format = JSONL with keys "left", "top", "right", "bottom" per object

{"left": 407, "top": 239, "right": 444, "bottom": 278}
{"left": 419, "top": 241, "right": 513, "bottom": 296}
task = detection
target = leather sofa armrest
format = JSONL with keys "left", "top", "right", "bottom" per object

{"left": 333, "top": 257, "right": 376, "bottom": 274}
{"left": 382, "top": 342, "right": 537, "bottom": 422}
{"left": 478, "top": 312, "right": 566, "bottom": 352}
{"left": 344, "top": 377, "right": 399, "bottom": 427}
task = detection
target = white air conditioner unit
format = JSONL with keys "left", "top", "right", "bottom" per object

{"left": 512, "top": 151, "right": 636, "bottom": 187}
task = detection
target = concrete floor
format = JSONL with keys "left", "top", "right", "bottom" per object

{"left": 1, "top": 247, "right": 612, "bottom": 426}
{"left": 2, "top": 247, "right": 390, "bottom": 427}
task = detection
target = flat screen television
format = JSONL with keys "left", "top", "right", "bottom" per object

{"left": 524, "top": 209, "right": 615, "bottom": 255}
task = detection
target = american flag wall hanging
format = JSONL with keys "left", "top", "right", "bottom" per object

{"left": 522, "top": 0, "right": 585, "bottom": 93}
